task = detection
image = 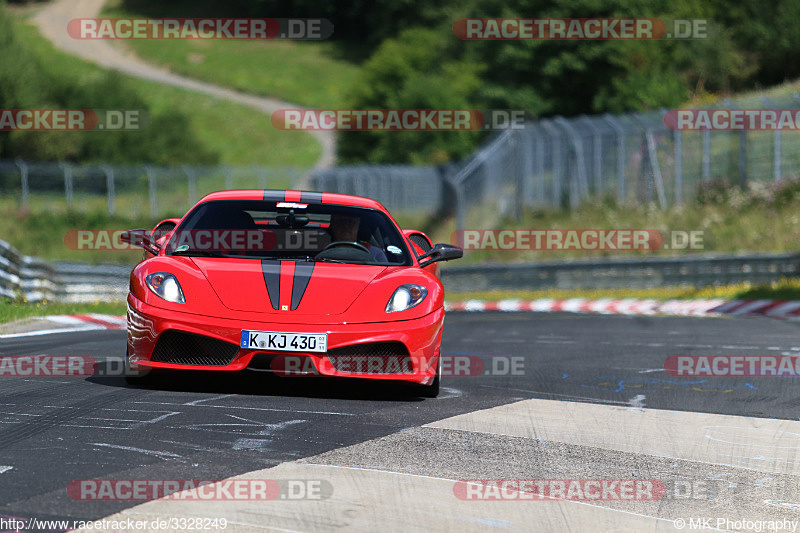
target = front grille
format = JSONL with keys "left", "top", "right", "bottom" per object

{"left": 326, "top": 341, "right": 413, "bottom": 374}
{"left": 150, "top": 330, "right": 239, "bottom": 366}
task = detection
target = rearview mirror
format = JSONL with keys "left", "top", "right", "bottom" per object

{"left": 120, "top": 229, "right": 160, "bottom": 256}
{"left": 276, "top": 209, "right": 309, "bottom": 228}
{"left": 418, "top": 243, "right": 463, "bottom": 268}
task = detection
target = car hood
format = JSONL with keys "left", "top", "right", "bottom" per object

{"left": 192, "top": 258, "right": 386, "bottom": 315}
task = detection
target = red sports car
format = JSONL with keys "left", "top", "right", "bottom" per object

{"left": 122, "top": 190, "right": 462, "bottom": 397}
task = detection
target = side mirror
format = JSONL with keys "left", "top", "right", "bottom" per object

{"left": 418, "top": 243, "right": 463, "bottom": 268}
{"left": 120, "top": 229, "right": 160, "bottom": 256}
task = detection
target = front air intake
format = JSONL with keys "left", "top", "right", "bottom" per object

{"left": 150, "top": 330, "right": 239, "bottom": 366}
{"left": 326, "top": 341, "right": 413, "bottom": 373}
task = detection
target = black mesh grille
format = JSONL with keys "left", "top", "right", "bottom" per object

{"left": 326, "top": 342, "right": 413, "bottom": 374}
{"left": 151, "top": 330, "right": 239, "bottom": 366}
{"left": 409, "top": 233, "right": 432, "bottom": 252}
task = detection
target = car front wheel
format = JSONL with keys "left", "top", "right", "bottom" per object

{"left": 419, "top": 354, "right": 441, "bottom": 398}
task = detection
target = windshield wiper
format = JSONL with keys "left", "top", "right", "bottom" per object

{"left": 171, "top": 249, "right": 230, "bottom": 258}
{"left": 313, "top": 257, "right": 371, "bottom": 264}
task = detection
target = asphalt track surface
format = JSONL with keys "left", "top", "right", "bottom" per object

{"left": 1, "top": 312, "right": 800, "bottom": 530}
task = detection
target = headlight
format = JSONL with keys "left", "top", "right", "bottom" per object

{"left": 385, "top": 284, "right": 427, "bottom": 313}
{"left": 145, "top": 272, "right": 185, "bottom": 303}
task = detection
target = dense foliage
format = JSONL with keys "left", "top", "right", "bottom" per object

{"left": 8, "top": 0, "right": 798, "bottom": 164}
{"left": 0, "top": 3, "right": 218, "bottom": 164}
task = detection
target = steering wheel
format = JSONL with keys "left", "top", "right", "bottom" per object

{"left": 321, "top": 241, "right": 371, "bottom": 254}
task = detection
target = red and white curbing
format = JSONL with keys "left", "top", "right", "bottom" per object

{"left": 47, "top": 314, "right": 127, "bottom": 329}
{"left": 0, "top": 314, "right": 126, "bottom": 339}
{"left": 444, "top": 298, "right": 800, "bottom": 318}
{"left": 5, "top": 300, "right": 800, "bottom": 340}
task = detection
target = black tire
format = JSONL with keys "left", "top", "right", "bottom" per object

{"left": 419, "top": 355, "right": 441, "bottom": 398}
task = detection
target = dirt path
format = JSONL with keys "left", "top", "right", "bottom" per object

{"left": 32, "top": 0, "right": 336, "bottom": 170}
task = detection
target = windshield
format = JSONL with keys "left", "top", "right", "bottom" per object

{"left": 164, "top": 199, "right": 412, "bottom": 265}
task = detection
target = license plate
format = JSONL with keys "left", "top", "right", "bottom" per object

{"left": 240, "top": 330, "right": 327, "bottom": 353}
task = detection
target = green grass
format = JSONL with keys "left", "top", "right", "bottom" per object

{"left": 0, "top": 299, "right": 126, "bottom": 324}
{"left": 13, "top": 16, "right": 321, "bottom": 167}
{"left": 692, "top": 79, "right": 800, "bottom": 109}
{"left": 0, "top": 13, "right": 322, "bottom": 244}
{"left": 7, "top": 175, "right": 800, "bottom": 267}
{"left": 101, "top": 1, "right": 360, "bottom": 109}
{"left": 0, "top": 208, "right": 159, "bottom": 265}
{"left": 432, "top": 180, "right": 800, "bottom": 265}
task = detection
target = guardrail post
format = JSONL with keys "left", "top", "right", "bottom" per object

{"left": 183, "top": 166, "right": 196, "bottom": 208}
{"left": 761, "top": 97, "right": 781, "bottom": 181}
{"left": 15, "top": 159, "right": 29, "bottom": 209}
{"left": 60, "top": 162, "right": 73, "bottom": 210}
{"left": 224, "top": 167, "right": 233, "bottom": 190}
{"left": 521, "top": 128, "right": 535, "bottom": 208}
{"left": 702, "top": 130, "right": 711, "bottom": 183}
{"left": 580, "top": 115, "right": 603, "bottom": 195}
{"left": 507, "top": 132, "right": 523, "bottom": 221}
{"left": 673, "top": 127, "right": 683, "bottom": 204}
{"left": 532, "top": 127, "right": 545, "bottom": 205}
{"left": 603, "top": 114, "right": 626, "bottom": 203}
{"left": 554, "top": 116, "right": 590, "bottom": 207}
{"left": 723, "top": 99, "right": 747, "bottom": 189}
{"left": 440, "top": 163, "right": 465, "bottom": 231}
{"left": 738, "top": 130, "right": 747, "bottom": 188}
{"left": 103, "top": 165, "right": 115, "bottom": 215}
{"left": 540, "top": 120, "right": 562, "bottom": 208}
{"left": 146, "top": 166, "right": 157, "bottom": 217}
{"left": 632, "top": 113, "right": 667, "bottom": 207}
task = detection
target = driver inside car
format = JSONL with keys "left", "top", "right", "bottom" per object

{"left": 327, "top": 213, "right": 388, "bottom": 262}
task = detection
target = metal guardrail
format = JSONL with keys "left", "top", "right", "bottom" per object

{"left": 8, "top": 94, "right": 800, "bottom": 231}
{"left": 0, "top": 239, "right": 129, "bottom": 303}
{"left": 440, "top": 253, "right": 800, "bottom": 292}
{"left": 1, "top": 234, "right": 799, "bottom": 303}
{"left": 0, "top": 160, "right": 305, "bottom": 219}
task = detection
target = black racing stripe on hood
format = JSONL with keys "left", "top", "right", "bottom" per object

{"left": 291, "top": 262, "right": 315, "bottom": 310}
{"left": 300, "top": 191, "right": 323, "bottom": 203}
{"left": 261, "top": 260, "right": 281, "bottom": 310}
{"left": 263, "top": 190, "right": 285, "bottom": 201}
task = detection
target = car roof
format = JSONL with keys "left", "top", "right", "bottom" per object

{"left": 197, "top": 190, "right": 388, "bottom": 212}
